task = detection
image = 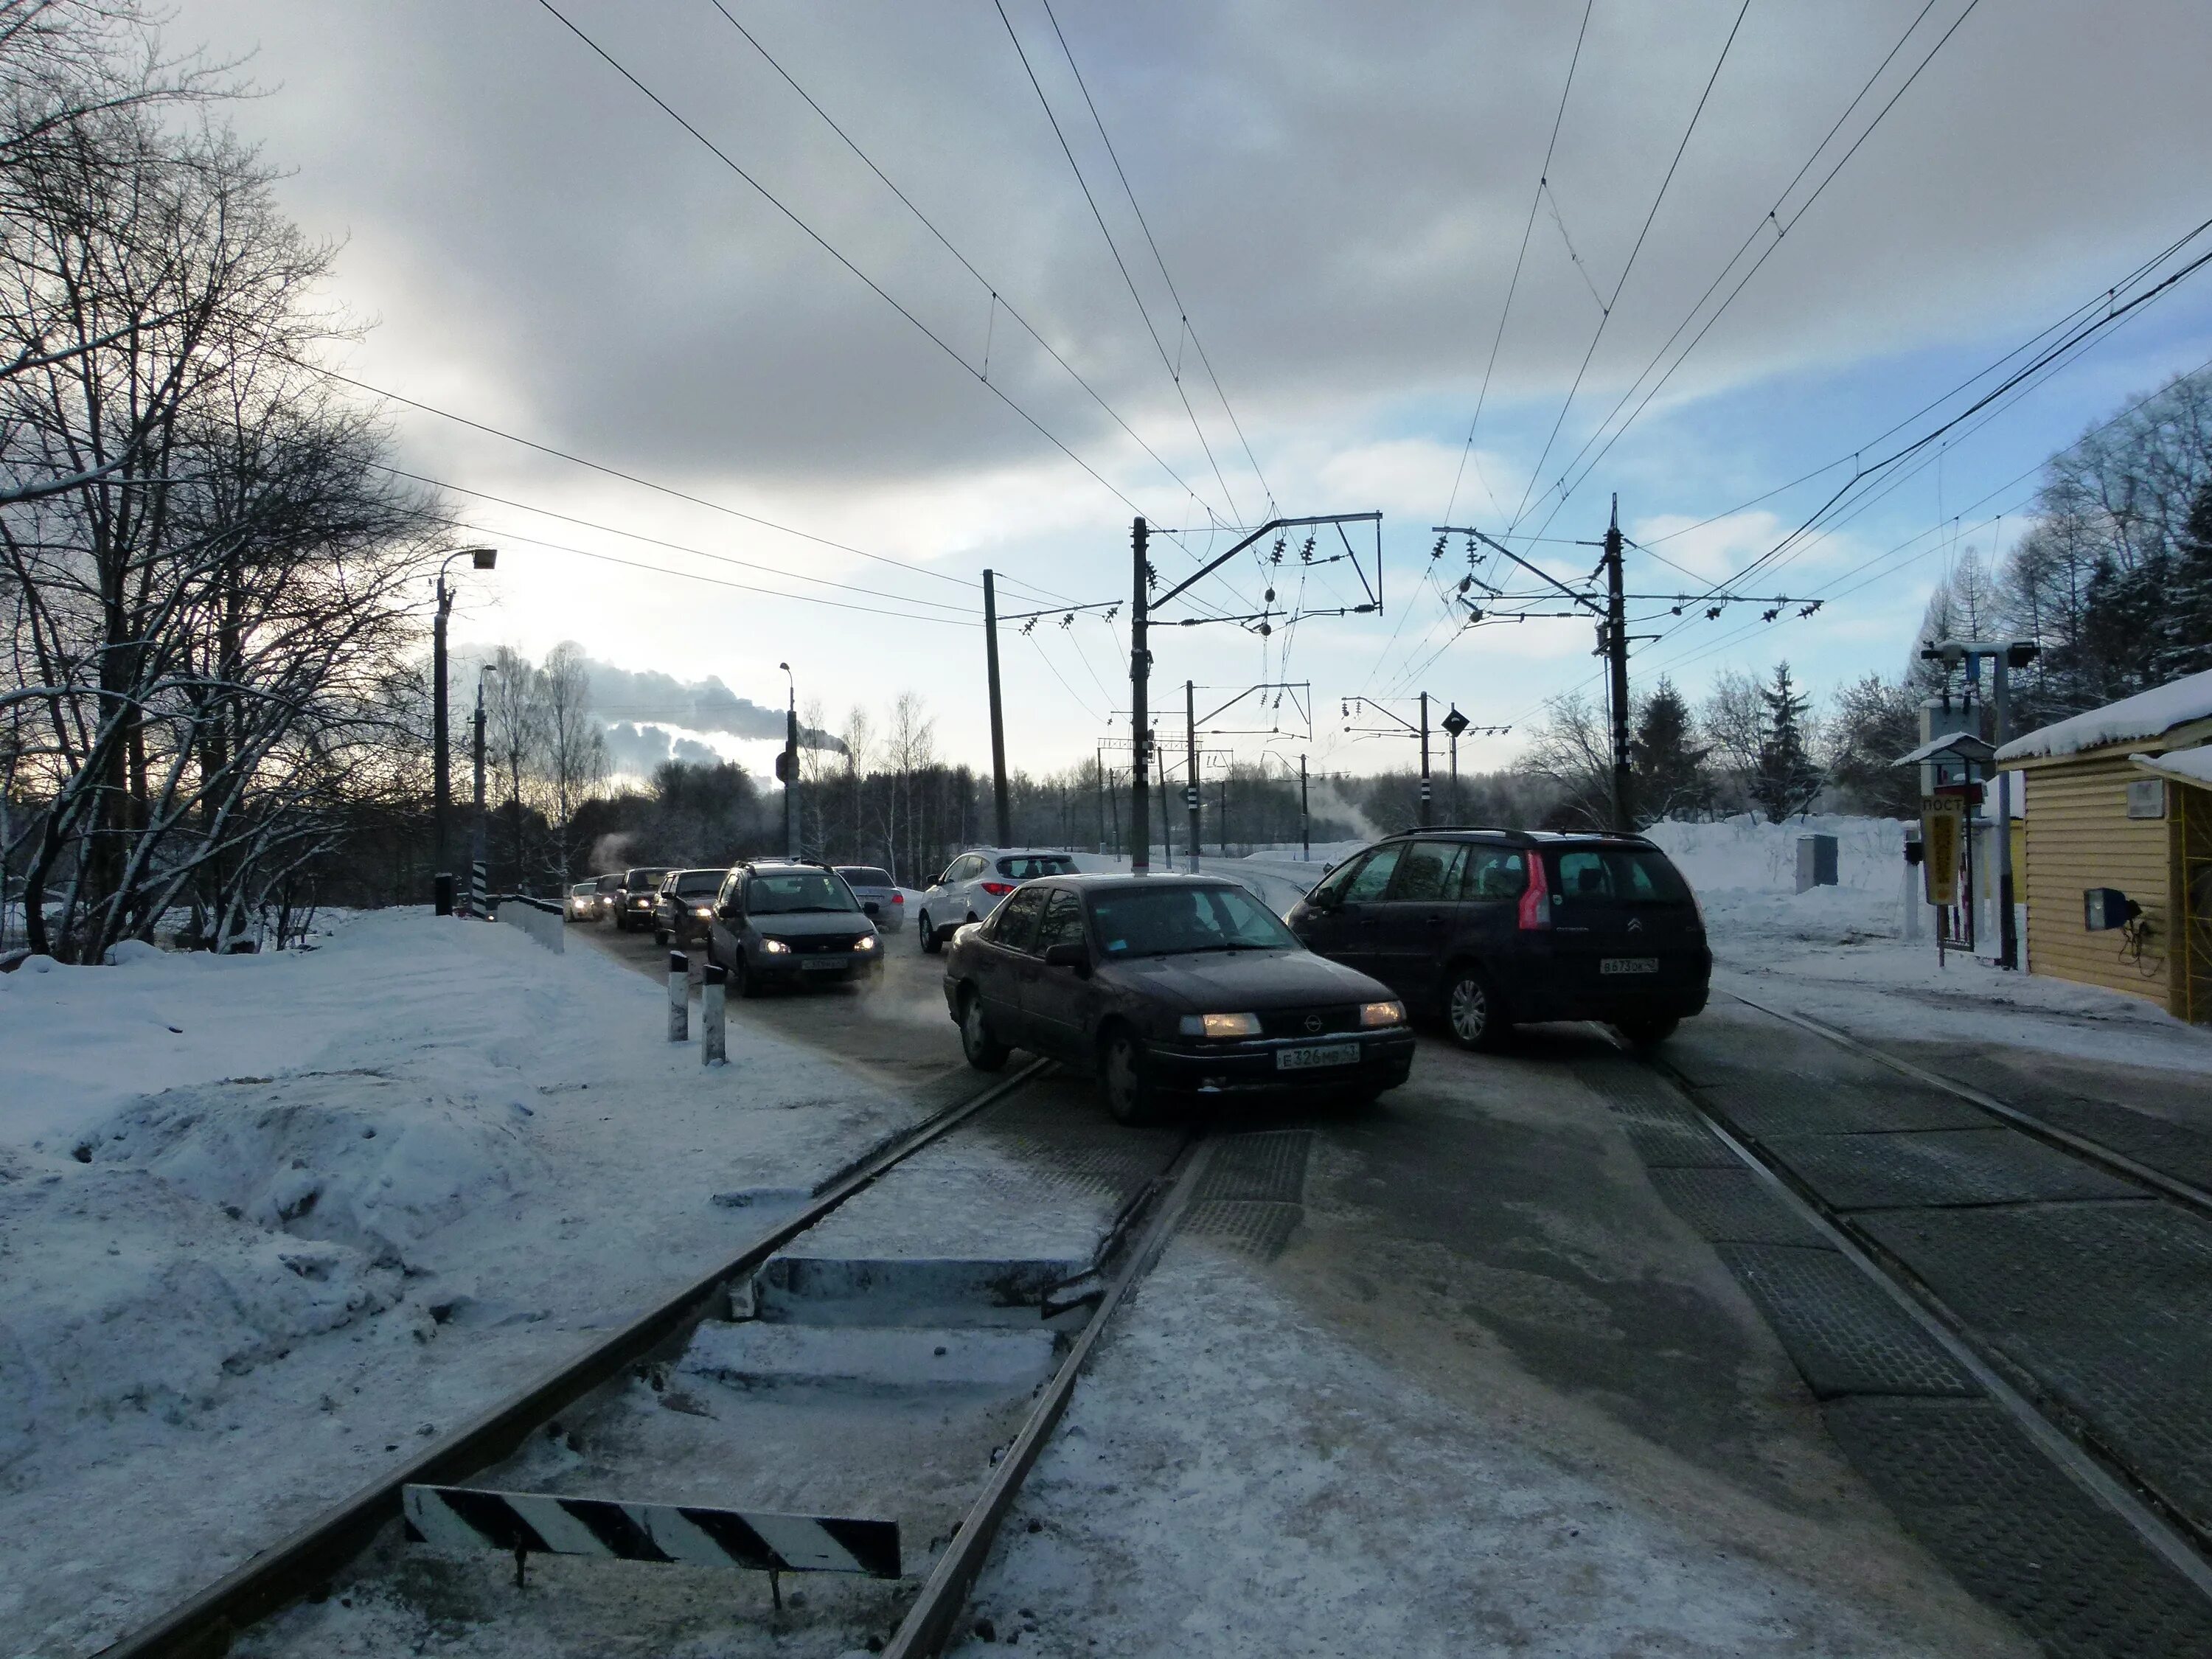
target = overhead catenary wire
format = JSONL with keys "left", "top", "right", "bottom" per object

{"left": 988, "top": 0, "right": 1244, "bottom": 531}
{"left": 698, "top": 0, "right": 1237, "bottom": 540}
{"left": 1035, "top": 0, "right": 1276, "bottom": 516}
{"left": 531, "top": 0, "right": 1209, "bottom": 566}
{"left": 1517, "top": 0, "right": 1980, "bottom": 539}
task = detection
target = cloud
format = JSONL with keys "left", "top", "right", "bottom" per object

{"left": 580, "top": 655, "right": 848, "bottom": 758}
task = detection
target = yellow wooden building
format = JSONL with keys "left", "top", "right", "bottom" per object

{"left": 1995, "top": 667, "right": 2212, "bottom": 1023}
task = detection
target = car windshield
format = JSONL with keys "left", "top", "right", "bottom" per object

{"left": 1091, "top": 883, "right": 1298, "bottom": 958}
{"left": 627, "top": 869, "right": 668, "bottom": 891}
{"left": 570, "top": 883, "right": 594, "bottom": 897}
{"left": 746, "top": 872, "right": 859, "bottom": 914}
{"left": 1551, "top": 846, "right": 1692, "bottom": 905}
{"left": 998, "top": 854, "right": 1077, "bottom": 880}
{"left": 839, "top": 867, "right": 893, "bottom": 888}
{"left": 675, "top": 872, "right": 722, "bottom": 896}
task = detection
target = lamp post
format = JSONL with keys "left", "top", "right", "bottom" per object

{"left": 469, "top": 664, "right": 496, "bottom": 917}
{"left": 431, "top": 545, "right": 497, "bottom": 912}
{"left": 779, "top": 661, "right": 798, "bottom": 859}
{"left": 1441, "top": 706, "right": 1470, "bottom": 820}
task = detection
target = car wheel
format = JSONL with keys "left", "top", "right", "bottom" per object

{"left": 733, "top": 952, "right": 763, "bottom": 999}
{"left": 959, "top": 987, "right": 1008, "bottom": 1071}
{"left": 1443, "top": 963, "right": 1510, "bottom": 1052}
{"left": 919, "top": 911, "right": 942, "bottom": 955}
{"left": 1614, "top": 1015, "right": 1680, "bottom": 1048}
{"left": 1101, "top": 1029, "right": 1161, "bottom": 1126}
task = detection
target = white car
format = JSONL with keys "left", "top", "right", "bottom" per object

{"left": 917, "top": 848, "right": 1080, "bottom": 953}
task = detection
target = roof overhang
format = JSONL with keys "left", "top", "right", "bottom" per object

{"left": 1893, "top": 731, "right": 1997, "bottom": 768}
{"left": 2129, "top": 745, "right": 2212, "bottom": 788}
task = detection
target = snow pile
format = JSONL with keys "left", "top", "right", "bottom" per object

{"left": 1997, "top": 666, "right": 2212, "bottom": 761}
{"left": 1641, "top": 815, "right": 1908, "bottom": 947}
{"left": 2134, "top": 745, "right": 2212, "bottom": 785}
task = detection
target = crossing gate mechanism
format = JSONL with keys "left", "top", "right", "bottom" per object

{"left": 403, "top": 1484, "right": 900, "bottom": 1587}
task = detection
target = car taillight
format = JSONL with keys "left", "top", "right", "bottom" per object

{"left": 889, "top": 892, "right": 904, "bottom": 903}
{"left": 1517, "top": 855, "right": 1551, "bottom": 931}
{"left": 980, "top": 881, "right": 1015, "bottom": 896}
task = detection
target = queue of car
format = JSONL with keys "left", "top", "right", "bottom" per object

{"left": 555, "top": 830, "right": 1709, "bottom": 1126}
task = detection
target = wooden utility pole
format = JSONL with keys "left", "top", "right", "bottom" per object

{"left": 1185, "top": 679, "right": 1200, "bottom": 872}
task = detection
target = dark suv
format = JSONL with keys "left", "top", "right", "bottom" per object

{"left": 612, "top": 866, "right": 671, "bottom": 932}
{"left": 1286, "top": 828, "right": 1708, "bottom": 1049}
{"left": 705, "top": 860, "right": 883, "bottom": 995}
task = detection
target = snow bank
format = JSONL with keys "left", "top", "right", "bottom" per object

{"left": 1641, "top": 815, "right": 1908, "bottom": 947}
{"left": 1997, "top": 666, "right": 2212, "bottom": 761}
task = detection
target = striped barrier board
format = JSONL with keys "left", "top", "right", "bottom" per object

{"left": 403, "top": 1484, "right": 900, "bottom": 1579}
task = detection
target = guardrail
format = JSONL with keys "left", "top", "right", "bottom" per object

{"left": 491, "top": 892, "right": 565, "bottom": 955}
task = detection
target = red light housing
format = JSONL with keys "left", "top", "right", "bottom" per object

{"left": 980, "top": 881, "right": 1015, "bottom": 896}
{"left": 889, "top": 891, "right": 904, "bottom": 903}
{"left": 1517, "top": 853, "right": 1551, "bottom": 931}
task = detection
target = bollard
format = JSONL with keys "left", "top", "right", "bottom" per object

{"left": 701, "top": 961, "right": 727, "bottom": 1067}
{"left": 667, "top": 950, "right": 689, "bottom": 1042}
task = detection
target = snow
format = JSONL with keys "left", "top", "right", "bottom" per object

{"left": 1996, "top": 666, "right": 2212, "bottom": 762}
{"left": 1642, "top": 815, "right": 2212, "bottom": 1074}
{"left": 0, "top": 911, "right": 942, "bottom": 1656}
{"left": 2134, "top": 745, "right": 2212, "bottom": 785}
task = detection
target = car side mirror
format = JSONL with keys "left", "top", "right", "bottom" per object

{"left": 1043, "top": 941, "right": 1091, "bottom": 975}
{"left": 718, "top": 902, "right": 740, "bottom": 921}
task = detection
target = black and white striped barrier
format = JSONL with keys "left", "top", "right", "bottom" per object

{"left": 403, "top": 1484, "right": 899, "bottom": 1589}
{"left": 702, "top": 960, "right": 727, "bottom": 1067}
{"left": 667, "top": 950, "right": 688, "bottom": 1042}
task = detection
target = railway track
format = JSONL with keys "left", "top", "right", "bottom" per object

{"left": 1632, "top": 997, "right": 2212, "bottom": 1615}
{"left": 95, "top": 1055, "right": 1218, "bottom": 1659}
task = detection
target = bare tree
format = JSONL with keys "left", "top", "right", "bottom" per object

{"left": 540, "top": 640, "right": 602, "bottom": 886}
{"left": 1517, "top": 692, "right": 1611, "bottom": 830}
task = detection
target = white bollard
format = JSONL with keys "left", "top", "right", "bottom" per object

{"left": 701, "top": 961, "right": 727, "bottom": 1067}
{"left": 1902, "top": 859, "right": 1921, "bottom": 941}
{"left": 667, "top": 950, "right": 689, "bottom": 1042}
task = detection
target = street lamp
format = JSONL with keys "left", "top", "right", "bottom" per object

{"left": 432, "top": 545, "right": 496, "bottom": 912}
{"left": 777, "top": 661, "right": 798, "bottom": 859}
{"left": 470, "top": 664, "right": 498, "bottom": 917}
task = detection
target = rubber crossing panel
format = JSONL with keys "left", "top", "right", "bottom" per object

{"left": 1714, "top": 1243, "right": 1978, "bottom": 1399}
{"left": 1759, "top": 1128, "right": 2140, "bottom": 1210}
{"left": 1824, "top": 1397, "right": 2212, "bottom": 1658}
{"left": 1643, "top": 1166, "right": 1830, "bottom": 1247}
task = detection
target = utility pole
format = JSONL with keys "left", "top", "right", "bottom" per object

{"left": 470, "top": 666, "right": 493, "bottom": 917}
{"left": 1128, "top": 518, "right": 1151, "bottom": 874}
{"left": 1299, "top": 754, "right": 1310, "bottom": 861}
{"left": 1419, "top": 691, "right": 1432, "bottom": 827}
{"left": 1185, "top": 679, "right": 1200, "bottom": 873}
{"left": 1155, "top": 740, "right": 1170, "bottom": 866}
{"left": 779, "top": 662, "right": 798, "bottom": 859}
{"left": 1604, "top": 494, "right": 1633, "bottom": 832}
{"left": 432, "top": 582, "right": 452, "bottom": 912}
{"left": 983, "top": 568, "right": 1011, "bottom": 846}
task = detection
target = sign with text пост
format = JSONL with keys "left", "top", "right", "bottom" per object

{"left": 1921, "top": 796, "right": 1964, "bottom": 906}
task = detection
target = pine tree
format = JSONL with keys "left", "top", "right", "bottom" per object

{"left": 2164, "top": 480, "right": 2212, "bottom": 680}
{"left": 1749, "top": 662, "right": 1823, "bottom": 824}
{"left": 1630, "top": 678, "right": 1709, "bottom": 824}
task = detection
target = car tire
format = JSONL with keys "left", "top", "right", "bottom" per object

{"left": 1614, "top": 1015, "right": 1680, "bottom": 1048}
{"left": 919, "top": 911, "right": 942, "bottom": 955}
{"left": 653, "top": 927, "right": 669, "bottom": 949}
{"left": 959, "top": 987, "right": 1008, "bottom": 1071}
{"left": 733, "top": 953, "right": 764, "bottom": 999}
{"left": 1101, "top": 1029, "right": 1161, "bottom": 1126}
{"left": 1442, "top": 962, "right": 1511, "bottom": 1052}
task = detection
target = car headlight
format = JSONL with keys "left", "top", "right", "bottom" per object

{"left": 1360, "top": 1000, "right": 1406, "bottom": 1028}
{"left": 854, "top": 933, "right": 877, "bottom": 950}
{"left": 759, "top": 937, "right": 791, "bottom": 954}
{"left": 693, "top": 905, "right": 713, "bottom": 917}
{"left": 1178, "top": 1012, "right": 1262, "bottom": 1039}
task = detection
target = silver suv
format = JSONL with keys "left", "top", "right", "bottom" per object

{"left": 706, "top": 860, "right": 883, "bottom": 996}
{"left": 917, "top": 848, "right": 1080, "bottom": 954}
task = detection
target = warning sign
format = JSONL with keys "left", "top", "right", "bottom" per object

{"left": 1921, "top": 796, "right": 1964, "bottom": 906}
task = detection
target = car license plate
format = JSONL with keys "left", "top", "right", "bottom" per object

{"left": 1276, "top": 1043, "right": 1360, "bottom": 1071}
{"left": 1601, "top": 958, "right": 1660, "bottom": 975}
{"left": 800, "top": 956, "right": 846, "bottom": 971}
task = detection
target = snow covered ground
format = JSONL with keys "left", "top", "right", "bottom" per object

{"left": 1642, "top": 815, "right": 2212, "bottom": 1074}
{"left": 0, "top": 911, "right": 938, "bottom": 1657}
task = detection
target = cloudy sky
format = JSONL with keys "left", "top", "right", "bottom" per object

{"left": 187, "top": 0, "right": 2212, "bottom": 779}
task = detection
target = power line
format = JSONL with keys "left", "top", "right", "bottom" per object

{"left": 1506, "top": 0, "right": 1753, "bottom": 530}
{"left": 380, "top": 466, "right": 981, "bottom": 616}
{"left": 698, "top": 0, "right": 1234, "bottom": 537}
{"left": 1518, "top": 0, "right": 1977, "bottom": 539}
{"left": 987, "top": 0, "right": 1244, "bottom": 529}
{"left": 532, "top": 0, "right": 1201, "bottom": 554}
{"left": 1439, "top": 0, "right": 1592, "bottom": 532}
{"left": 1036, "top": 0, "right": 1276, "bottom": 514}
